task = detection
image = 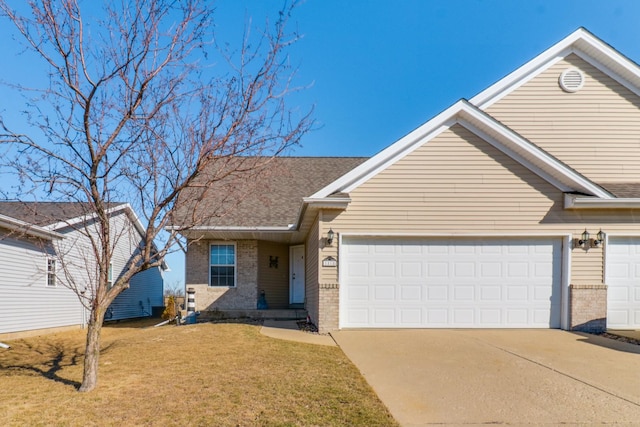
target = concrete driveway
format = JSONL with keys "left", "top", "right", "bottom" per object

{"left": 331, "top": 330, "right": 640, "bottom": 426}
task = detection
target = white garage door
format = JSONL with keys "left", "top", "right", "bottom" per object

{"left": 606, "top": 237, "right": 640, "bottom": 329}
{"left": 340, "top": 237, "right": 562, "bottom": 328}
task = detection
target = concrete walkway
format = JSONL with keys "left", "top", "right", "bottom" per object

{"left": 260, "top": 320, "right": 336, "bottom": 346}
{"left": 332, "top": 329, "right": 640, "bottom": 426}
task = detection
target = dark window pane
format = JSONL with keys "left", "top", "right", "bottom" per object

{"left": 210, "top": 266, "right": 235, "bottom": 287}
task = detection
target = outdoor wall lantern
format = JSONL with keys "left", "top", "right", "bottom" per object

{"left": 576, "top": 229, "right": 590, "bottom": 249}
{"left": 326, "top": 228, "right": 335, "bottom": 246}
{"left": 593, "top": 229, "right": 605, "bottom": 247}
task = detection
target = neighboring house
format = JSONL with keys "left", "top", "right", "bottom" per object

{"left": 171, "top": 28, "right": 640, "bottom": 334}
{"left": 0, "top": 202, "right": 165, "bottom": 339}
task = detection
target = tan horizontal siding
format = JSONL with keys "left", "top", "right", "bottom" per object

{"left": 331, "top": 124, "right": 566, "bottom": 232}
{"left": 257, "top": 241, "right": 290, "bottom": 309}
{"left": 486, "top": 53, "right": 640, "bottom": 183}
{"left": 571, "top": 247, "right": 603, "bottom": 284}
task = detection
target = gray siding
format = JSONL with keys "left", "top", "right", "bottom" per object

{"left": 0, "top": 209, "right": 163, "bottom": 336}
{"left": 109, "top": 266, "right": 164, "bottom": 320}
{"left": 0, "top": 235, "right": 83, "bottom": 334}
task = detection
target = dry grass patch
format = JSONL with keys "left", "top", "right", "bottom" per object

{"left": 0, "top": 320, "right": 397, "bottom": 426}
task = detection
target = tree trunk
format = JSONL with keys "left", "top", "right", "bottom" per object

{"left": 78, "top": 308, "right": 105, "bottom": 392}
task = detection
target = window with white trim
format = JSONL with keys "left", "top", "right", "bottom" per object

{"left": 47, "top": 258, "right": 56, "bottom": 287}
{"left": 210, "top": 243, "right": 236, "bottom": 287}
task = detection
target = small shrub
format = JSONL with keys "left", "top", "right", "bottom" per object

{"left": 162, "top": 295, "right": 177, "bottom": 320}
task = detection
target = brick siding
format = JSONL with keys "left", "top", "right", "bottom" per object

{"left": 185, "top": 239, "right": 258, "bottom": 311}
{"left": 317, "top": 284, "right": 339, "bottom": 333}
{"left": 569, "top": 284, "right": 607, "bottom": 333}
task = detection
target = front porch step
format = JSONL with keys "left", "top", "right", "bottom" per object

{"left": 198, "top": 309, "right": 308, "bottom": 322}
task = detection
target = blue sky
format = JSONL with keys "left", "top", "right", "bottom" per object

{"left": 3, "top": 0, "right": 640, "bottom": 289}
{"left": 273, "top": 0, "right": 640, "bottom": 158}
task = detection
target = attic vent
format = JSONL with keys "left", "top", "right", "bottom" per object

{"left": 559, "top": 68, "right": 584, "bottom": 93}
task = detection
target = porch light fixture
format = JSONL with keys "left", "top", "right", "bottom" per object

{"left": 577, "top": 229, "right": 590, "bottom": 248}
{"left": 594, "top": 229, "right": 605, "bottom": 247}
{"left": 326, "top": 228, "right": 335, "bottom": 246}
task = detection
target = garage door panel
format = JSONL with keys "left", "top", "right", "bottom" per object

{"left": 453, "top": 308, "right": 474, "bottom": 324}
{"left": 341, "top": 237, "right": 562, "bottom": 328}
{"left": 374, "top": 262, "right": 395, "bottom": 276}
{"left": 506, "top": 309, "right": 528, "bottom": 324}
{"left": 480, "top": 309, "right": 501, "bottom": 323}
{"left": 374, "top": 245, "right": 394, "bottom": 254}
{"left": 400, "top": 309, "right": 422, "bottom": 324}
{"left": 535, "top": 262, "right": 554, "bottom": 275}
{"left": 453, "top": 286, "right": 474, "bottom": 301}
{"left": 400, "top": 285, "right": 421, "bottom": 300}
{"left": 428, "top": 286, "right": 448, "bottom": 300}
{"left": 506, "top": 286, "right": 528, "bottom": 301}
{"left": 480, "top": 286, "right": 501, "bottom": 301}
{"left": 608, "top": 310, "right": 628, "bottom": 326}
{"left": 481, "top": 263, "right": 501, "bottom": 277}
{"left": 346, "top": 308, "right": 369, "bottom": 325}
{"left": 534, "top": 286, "right": 553, "bottom": 301}
{"left": 347, "top": 285, "right": 369, "bottom": 301}
{"left": 607, "top": 237, "right": 640, "bottom": 328}
{"left": 374, "top": 309, "right": 394, "bottom": 324}
{"left": 374, "top": 285, "right": 395, "bottom": 301}
{"left": 427, "top": 309, "right": 448, "bottom": 323}
{"left": 454, "top": 263, "right": 475, "bottom": 277}
{"left": 606, "top": 237, "right": 640, "bottom": 329}
{"left": 401, "top": 262, "right": 421, "bottom": 277}
{"left": 508, "top": 263, "right": 529, "bottom": 277}
{"left": 428, "top": 262, "right": 449, "bottom": 276}
{"left": 346, "top": 261, "right": 369, "bottom": 278}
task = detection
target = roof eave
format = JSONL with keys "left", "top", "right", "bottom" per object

{"left": 565, "top": 194, "right": 640, "bottom": 209}
{"left": 0, "top": 214, "right": 65, "bottom": 240}
{"left": 167, "top": 225, "right": 295, "bottom": 232}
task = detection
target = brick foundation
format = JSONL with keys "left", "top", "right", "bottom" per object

{"left": 570, "top": 284, "right": 607, "bottom": 333}
{"left": 317, "top": 284, "right": 339, "bottom": 333}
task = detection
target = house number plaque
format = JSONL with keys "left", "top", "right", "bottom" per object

{"left": 322, "top": 256, "right": 337, "bottom": 267}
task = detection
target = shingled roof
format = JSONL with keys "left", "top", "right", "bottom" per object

{"left": 173, "top": 156, "right": 368, "bottom": 228}
{"left": 0, "top": 202, "right": 126, "bottom": 227}
{"left": 599, "top": 183, "right": 640, "bottom": 198}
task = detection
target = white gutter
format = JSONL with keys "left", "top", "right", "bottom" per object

{"left": 565, "top": 194, "right": 640, "bottom": 209}
{"left": 0, "top": 214, "right": 64, "bottom": 240}
{"left": 44, "top": 203, "right": 142, "bottom": 233}
{"left": 165, "top": 225, "right": 295, "bottom": 232}
{"left": 301, "top": 197, "right": 351, "bottom": 209}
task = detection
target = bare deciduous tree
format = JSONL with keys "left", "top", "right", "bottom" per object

{"left": 0, "top": 0, "right": 311, "bottom": 392}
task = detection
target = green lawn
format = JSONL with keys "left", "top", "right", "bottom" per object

{"left": 0, "top": 320, "right": 397, "bottom": 426}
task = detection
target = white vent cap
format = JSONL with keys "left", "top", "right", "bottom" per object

{"left": 559, "top": 68, "right": 585, "bottom": 93}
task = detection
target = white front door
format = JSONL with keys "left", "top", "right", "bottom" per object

{"left": 290, "top": 245, "right": 305, "bottom": 304}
